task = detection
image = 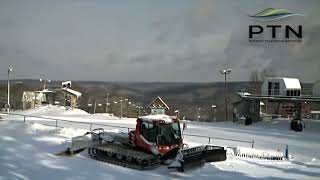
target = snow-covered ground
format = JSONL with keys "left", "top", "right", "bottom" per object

{"left": 1, "top": 106, "right": 320, "bottom": 179}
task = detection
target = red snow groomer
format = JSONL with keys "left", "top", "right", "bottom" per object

{"left": 68, "top": 115, "right": 226, "bottom": 171}
{"left": 130, "top": 115, "right": 184, "bottom": 155}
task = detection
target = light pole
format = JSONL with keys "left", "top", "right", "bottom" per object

{"left": 212, "top": 105, "right": 217, "bottom": 122}
{"left": 88, "top": 103, "right": 93, "bottom": 113}
{"left": 128, "top": 101, "right": 132, "bottom": 117}
{"left": 7, "top": 68, "right": 13, "bottom": 114}
{"left": 137, "top": 106, "right": 142, "bottom": 116}
{"left": 125, "top": 98, "right": 128, "bottom": 117}
{"left": 175, "top": 110, "right": 179, "bottom": 119}
{"left": 220, "top": 69, "right": 231, "bottom": 121}
{"left": 97, "top": 103, "right": 102, "bottom": 113}
{"left": 120, "top": 97, "right": 123, "bottom": 119}
{"left": 105, "top": 93, "right": 109, "bottom": 114}
{"left": 93, "top": 100, "right": 97, "bottom": 114}
{"left": 139, "top": 106, "right": 143, "bottom": 116}
{"left": 132, "top": 104, "right": 137, "bottom": 116}
{"left": 197, "top": 107, "right": 201, "bottom": 121}
{"left": 106, "top": 102, "right": 110, "bottom": 113}
{"left": 113, "top": 101, "right": 118, "bottom": 116}
{"left": 40, "top": 78, "right": 50, "bottom": 90}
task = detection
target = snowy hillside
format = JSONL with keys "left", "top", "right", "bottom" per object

{"left": 1, "top": 106, "right": 320, "bottom": 179}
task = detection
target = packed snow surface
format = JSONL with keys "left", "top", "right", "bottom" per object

{"left": 1, "top": 106, "right": 320, "bottom": 179}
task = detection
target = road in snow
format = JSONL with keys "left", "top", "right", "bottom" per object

{"left": 1, "top": 106, "right": 320, "bottom": 180}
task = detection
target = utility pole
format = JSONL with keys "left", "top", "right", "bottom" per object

{"left": 220, "top": 69, "right": 232, "bottom": 121}
{"left": 7, "top": 68, "right": 13, "bottom": 114}
{"left": 105, "top": 93, "right": 109, "bottom": 114}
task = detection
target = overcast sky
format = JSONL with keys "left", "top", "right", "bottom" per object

{"left": 0, "top": 0, "right": 319, "bottom": 82}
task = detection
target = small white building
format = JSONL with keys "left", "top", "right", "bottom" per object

{"left": 261, "top": 77, "right": 301, "bottom": 97}
{"left": 313, "top": 80, "right": 320, "bottom": 97}
{"left": 22, "top": 89, "right": 55, "bottom": 109}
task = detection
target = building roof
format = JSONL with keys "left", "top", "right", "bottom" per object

{"left": 147, "top": 96, "right": 170, "bottom": 110}
{"left": 311, "top": 111, "right": 320, "bottom": 114}
{"left": 62, "top": 88, "right": 82, "bottom": 98}
{"left": 238, "top": 92, "right": 320, "bottom": 102}
{"left": 266, "top": 77, "right": 301, "bottom": 89}
{"left": 283, "top": 78, "right": 301, "bottom": 89}
{"left": 35, "top": 89, "right": 54, "bottom": 93}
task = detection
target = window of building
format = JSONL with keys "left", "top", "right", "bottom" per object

{"left": 268, "top": 82, "right": 272, "bottom": 95}
{"left": 268, "top": 82, "right": 280, "bottom": 95}
{"left": 151, "top": 109, "right": 165, "bottom": 115}
{"left": 274, "top": 82, "right": 280, "bottom": 95}
{"left": 285, "top": 89, "right": 301, "bottom": 97}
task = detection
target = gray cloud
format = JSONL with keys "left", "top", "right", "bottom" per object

{"left": 0, "top": 0, "right": 319, "bottom": 82}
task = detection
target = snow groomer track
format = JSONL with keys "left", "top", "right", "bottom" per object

{"left": 88, "top": 143, "right": 161, "bottom": 170}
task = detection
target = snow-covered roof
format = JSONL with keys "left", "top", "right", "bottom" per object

{"left": 147, "top": 96, "right": 170, "bottom": 110}
{"left": 266, "top": 77, "right": 301, "bottom": 89}
{"left": 63, "top": 88, "right": 82, "bottom": 98}
{"left": 36, "top": 89, "right": 54, "bottom": 93}
{"left": 139, "top": 114, "right": 174, "bottom": 123}
{"left": 237, "top": 92, "right": 251, "bottom": 97}
{"left": 283, "top": 78, "right": 301, "bottom": 89}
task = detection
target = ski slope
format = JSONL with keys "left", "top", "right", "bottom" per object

{"left": 1, "top": 106, "right": 320, "bottom": 180}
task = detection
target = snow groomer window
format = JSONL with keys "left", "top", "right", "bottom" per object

{"left": 141, "top": 122, "right": 156, "bottom": 142}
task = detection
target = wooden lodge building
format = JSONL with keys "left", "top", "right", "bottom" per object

{"left": 147, "top": 96, "right": 170, "bottom": 115}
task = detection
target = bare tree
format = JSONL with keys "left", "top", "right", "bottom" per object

{"left": 260, "top": 68, "right": 275, "bottom": 82}
{"left": 250, "top": 70, "right": 261, "bottom": 94}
